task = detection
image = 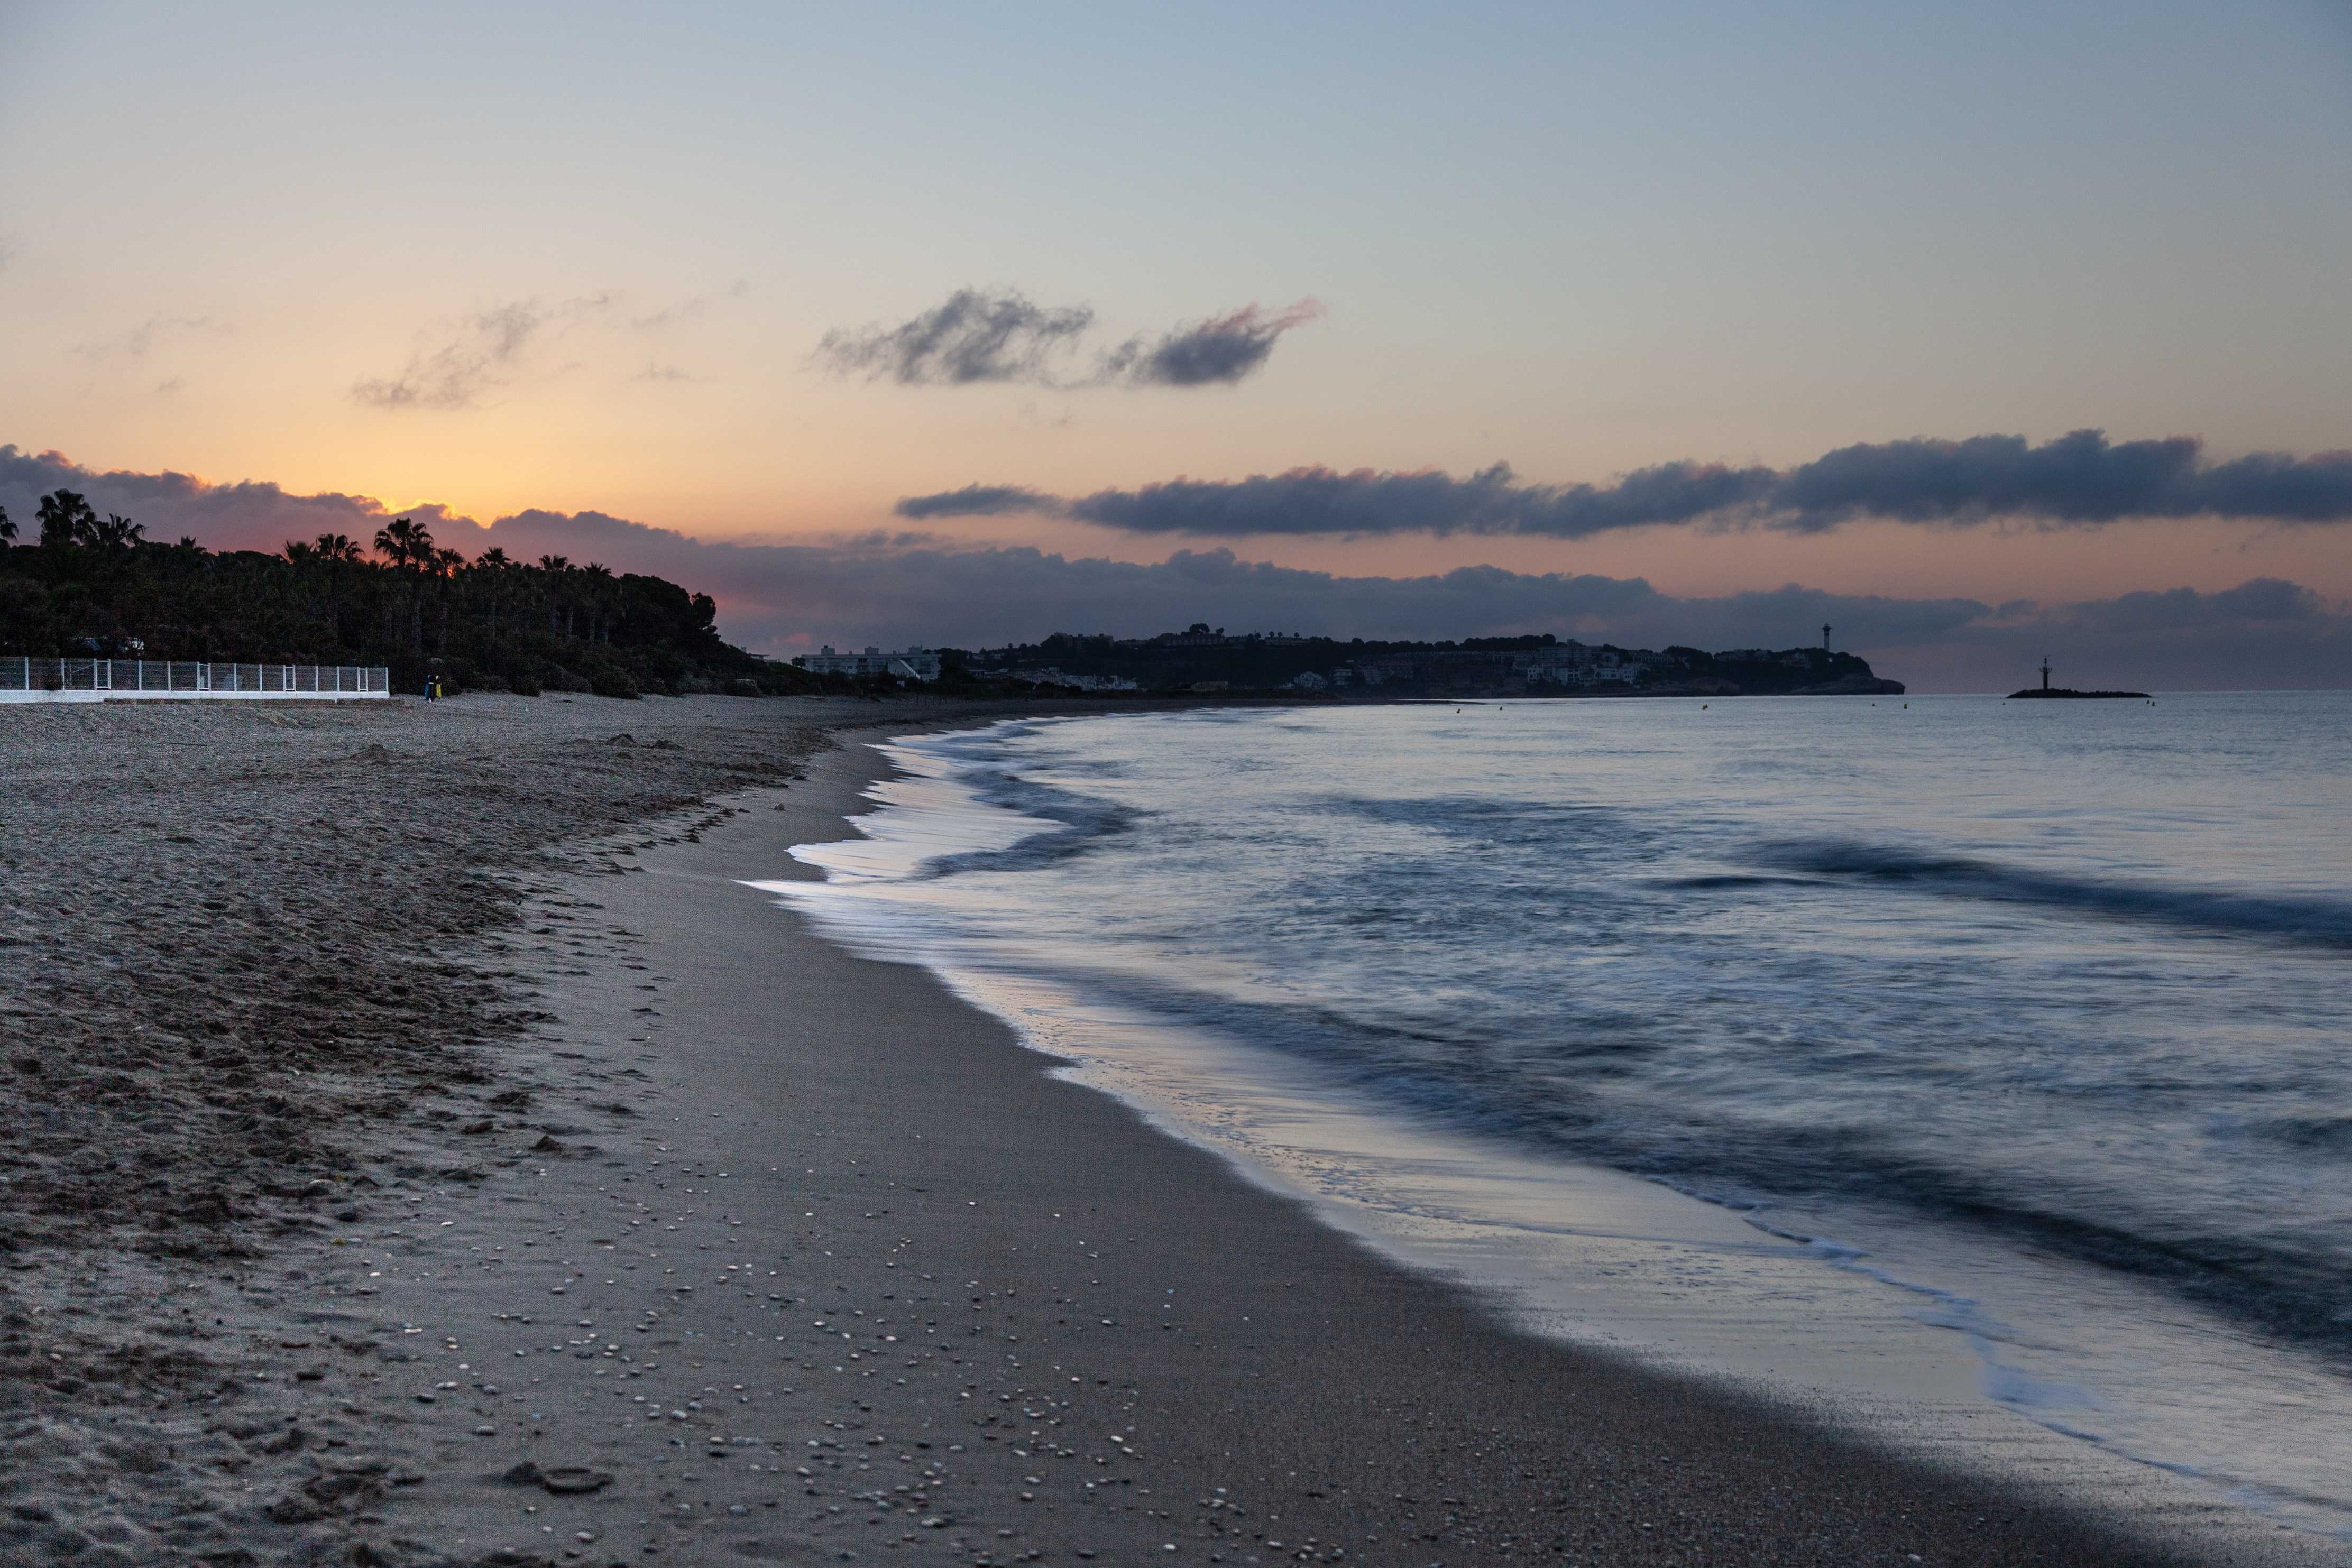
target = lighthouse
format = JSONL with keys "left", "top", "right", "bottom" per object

{"left": 2041, "top": 656, "right": 2052, "bottom": 693}
{"left": 1822, "top": 622, "right": 1832, "bottom": 651}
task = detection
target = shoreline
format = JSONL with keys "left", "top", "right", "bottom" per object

{"left": 775, "top": 720, "right": 2352, "bottom": 1548}
{"left": 0, "top": 695, "right": 2321, "bottom": 1566}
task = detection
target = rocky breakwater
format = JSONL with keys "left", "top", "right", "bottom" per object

{"left": 2007, "top": 686, "right": 2151, "bottom": 699}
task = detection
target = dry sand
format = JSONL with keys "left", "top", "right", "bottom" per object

{"left": 0, "top": 695, "right": 2322, "bottom": 1566}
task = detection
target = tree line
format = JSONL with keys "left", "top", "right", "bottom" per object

{"left": 0, "top": 488, "right": 839, "bottom": 698}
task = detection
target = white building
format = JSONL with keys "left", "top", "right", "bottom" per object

{"left": 1527, "top": 654, "right": 1643, "bottom": 686}
{"left": 791, "top": 645, "right": 942, "bottom": 680}
{"left": 1015, "top": 667, "right": 1138, "bottom": 691}
{"left": 2, "top": 658, "right": 390, "bottom": 703}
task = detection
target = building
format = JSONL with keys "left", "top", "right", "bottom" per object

{"left": 1013, "top": 667, "right": 1138, "bottom": 691}
{"left": 1525, "top": 657, "right": 1593, "bottom": 687}
{"left": 1525, "top": 649, "right": 1646, "bottom": 686}
{"left": 2, "top": 658, "right": 389, "bottom": 703}
{"left": 789, "top": 645, "right": 942, "bottom": 681}
{"left": 1285, "top": 670, "right": 1328, "bottom": 690}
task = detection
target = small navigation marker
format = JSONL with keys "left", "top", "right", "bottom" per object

{"left": 2009, "top": 655, "right": 2147, "bottom": 699}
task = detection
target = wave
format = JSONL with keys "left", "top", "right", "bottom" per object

{"left": 858, "top": 718, "right": 2352, "bottom": 1360}
{"left": 1739, "top": 841, "right": 2352, "bottom": 948}
{"left": 1010, "top": 960, "right": 2352, "bottom": 1355}
{"left": 906, "top": 766, "right": 1140, "bottom": 879}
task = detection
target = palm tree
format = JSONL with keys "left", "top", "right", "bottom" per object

{"left": 0, "top": 504, "right": 14, "bottom": 545}
{"left": 91, "top": 514, "right": 144, "bottom": 550}
{"left": 37, "top": 490, "right": 98, "bottom": 548}
{"left": 538, "top": 555, "right": 574, "bottom": 636}
{"left": 372, "top": 518, "right": 437, "bottom": 653}
{"left": 311, "top": 534, "right": 363, "bottom": 647}
{"left": 374, "top": 516, "right": 434, "bottom": 569}
{"left": 428, "top": 547, "right": 467, "bottom": 650}
{"left": 580, "top": 562, "right": 616, "bottom": 643}
{"left": 471, "top": 547, "right": 513, "bottom": 641}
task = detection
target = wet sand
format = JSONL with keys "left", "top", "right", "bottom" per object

{"left": 0, "top": 697, "right": 2323, "bottom": 1566}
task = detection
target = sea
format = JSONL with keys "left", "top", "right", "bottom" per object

{"left": 754, "top": 694, "right": 2352, "bottom": 1540}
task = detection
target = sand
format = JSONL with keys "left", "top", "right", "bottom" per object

{"left": 0, "top": 694, "right": 2322, "bottom": 1566}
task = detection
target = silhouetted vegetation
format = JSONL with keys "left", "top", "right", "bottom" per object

{"left": 956, "top": 626, "right": 1897, "bottom": 696}
{"left": 0, "top": 490, "right": 833, "bottom": 698}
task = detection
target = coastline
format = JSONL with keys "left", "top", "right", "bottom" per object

{"left": 0, "top": 697, "right": 2320, "bottom": 1565}
{"left": 773, "top": 713, "right": 2352, "bottom": 1548}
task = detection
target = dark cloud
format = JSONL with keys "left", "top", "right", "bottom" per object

{"left": 353, "top": 296, "right": 614, "bottom": 411}
{"left": 813, "top": 288, "right": 1096, "bottom": 386}
{"left": 815, "top": 289, "right": 1318, "bottom": 389}
{"left": 1776, "top": 429, "right": 2352, "bottom": 528}
{"left": 1099, "top": 299, "right": 1324, "bottom": 386}
{"left": 903, "top": 430, "right": 2352, "bottom": 538}
{"left": 0, "top": 445, "right": 466, "bottom": 549}
{"left": 893, "top": 484, "right": 1067, "bottom": 520}
{"left": 902, "top": 458, "right": 1777, "bottom": 535}
{"left": 12, "top": 445, "right": 2348, "bottom": 691}
{"left": 2042, "top": 576, "right": 2326, "bottom": 634}
{"left": 1072, "top": 459, "right": 1776, "bottom": 537}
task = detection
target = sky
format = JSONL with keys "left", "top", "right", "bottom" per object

{"left": 3, "top": 0, "right": 2349, "bottom": 689}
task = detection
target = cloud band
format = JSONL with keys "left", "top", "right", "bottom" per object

{"left": 897, "top": 430, "right": 2352, "bottom": 536}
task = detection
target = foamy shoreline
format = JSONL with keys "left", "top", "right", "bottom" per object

{"left": 0, "top": 695, "right": 2315, "bottom": 1566}
{"left": 779, "top": 721, "right": 2352, "bottom": 1556}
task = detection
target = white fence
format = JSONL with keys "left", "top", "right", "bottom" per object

{"left": 0, "top": 658, "right": 391, "bottom": 703}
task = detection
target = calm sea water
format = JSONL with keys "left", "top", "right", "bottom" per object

{"left": 770, "top": 694, "right": 2352, "bottom": 1533}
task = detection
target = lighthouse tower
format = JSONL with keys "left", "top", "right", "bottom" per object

{"left": 2041, "top": 656, "right": 2052, "bottom": 693}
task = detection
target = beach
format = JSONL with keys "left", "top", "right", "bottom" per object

{"left": 0, "top": 696, "right": 2322, "bottom": 1566}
